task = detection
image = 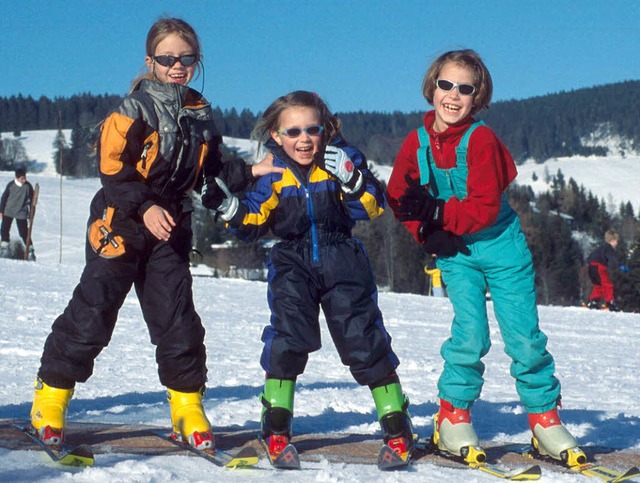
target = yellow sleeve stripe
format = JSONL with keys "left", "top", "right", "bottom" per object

{"left": 360, "top": 190, "right": 384, "bottom": 219}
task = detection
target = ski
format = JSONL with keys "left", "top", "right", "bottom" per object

{"left": 24, "top": 182, "right": 39, "bottom": 261}
{"left": 378, "top": 442, "right": 412, "bottom": 470}
{"left": 514, "top": 443, "right": 640, "bottom": 482}
{"left": 414, "top": 441, "right": 541, "bottom": 480}
{"left": 257, "top": 435, "right": 301, "bottom": 469}
{"left": 16, "top": 424, "right": 94, "bottom": 467}
{"left": 155, "top": 430, "right": 258, "bottom": 468}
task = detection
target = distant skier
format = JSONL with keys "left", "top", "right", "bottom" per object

{"left": 585, "top": 229, "right": 628, "bottom": 312}
{"left": 387, "top": 49, "right": 584, "bottom": 466}
{"left": 0, "top": 167, "right": 35, "bottom": 260}
{"left": 214, "top": 91, "right": 414, "bottom": 464}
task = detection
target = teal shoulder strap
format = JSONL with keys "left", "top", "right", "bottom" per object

{"left": 416, "top": 126, "right": 430, "bottom": 185}
{"left": 455, "top": 121, "right": 485, "bottom": 169}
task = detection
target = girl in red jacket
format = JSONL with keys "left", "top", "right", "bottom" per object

{"left": 387, "top": 49, "right": 584, "bottom": 466}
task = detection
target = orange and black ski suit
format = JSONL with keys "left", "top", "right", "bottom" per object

{"left": 38, "top": 79, "right": 231, "bottom": 391}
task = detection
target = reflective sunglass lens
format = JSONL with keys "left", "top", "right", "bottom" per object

{"left": 437, "top": 80, "right": 454, "bottom": 91}
{"left": 306, "top": 126, "right": 322, "bottom": 135}
{"left": 458, "top": 84, "right": 476, "bottom": 95}
{"left": 179, "top": 55, "right": 198, "bottom": 66}
{"left": 154, "top": 56, "right": 174, "bottom": 67}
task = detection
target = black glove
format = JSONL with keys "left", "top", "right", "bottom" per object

{"left": 201, "top": 176, "right": 225, "bottom": 210}
{"left": 396, "top": 175, "right": 444, "bottom": 229}
{"left": 201, "top": 177, "right": 239, "bottom": 221}
{"left": 420, "top": 226, "right": 469, "bottom": 257}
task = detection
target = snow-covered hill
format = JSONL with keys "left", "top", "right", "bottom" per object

{"left": 4, "top": 129, "right": 638, "bottom": 214}
{"left": 0, "top": 130, "right": 639, "bottom": 482}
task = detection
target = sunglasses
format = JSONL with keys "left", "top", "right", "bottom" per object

{"left": 436, "top": 79, "right": 477, "bottom": 96}
{"left": 153, "top": 54, "right": 199, "bottom": 68}
{"left": 277, "top": 125, "right": 324, "bottom": 138}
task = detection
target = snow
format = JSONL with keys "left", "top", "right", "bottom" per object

{"left": 0, "top": 132, "right": 639, "bottom": 481}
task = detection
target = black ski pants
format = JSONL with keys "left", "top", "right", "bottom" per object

{"left": 260, "top": 236, "right": 399, "bottom": 386}
{"left": 38, "top": 198, "right": 206, "bottom": 391}
{"left": 1, "top": 216, "right": 29, "bottom": 245}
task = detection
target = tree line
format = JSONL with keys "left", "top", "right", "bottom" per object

{"left": 2, "top": 80, "right": 640, "bottom": 166}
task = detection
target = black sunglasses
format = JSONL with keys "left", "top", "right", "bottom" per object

{"left": 277, "top": 125, "right": 324, "bottom": 138}
{"left": 436, "top": 79, "right": 476, "bottom": 96}
{"left": 153, "top": 54, "right": 199, "bottom": 68}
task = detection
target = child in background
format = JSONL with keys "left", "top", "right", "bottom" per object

{"left": 387, "top": 49, "right": 585, "bottom": 465}
{"left": 0, "top": 167, "right": 35, "bottom": 260}
{"left": 585, "top": 229, "right": 628, "bottom": 311}
{"left": 29, "top": 17, "right": 272, "bottom": 451}
{"left": 214, "top": 91, "right": 414, "bottom": 462}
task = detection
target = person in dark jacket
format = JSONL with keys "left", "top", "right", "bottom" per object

{"left": 0, "top": 167, "right": 35, "bottom": 260}
{"left": 29, "top": 17, "right": 275, "bottom": 452}
{"left": 214, "top": 91, "right": 414, "bottom": 462}
{"left": 585, "top": 229, "right": 628, "bottom": 311}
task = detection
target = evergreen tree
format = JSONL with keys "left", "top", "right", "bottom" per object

{"left": 52, "top": 129, "right": 72, "bottom": 175}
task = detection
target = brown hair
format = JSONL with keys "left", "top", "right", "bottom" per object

{"left": 422, "top": 49, "right": 493, "bottom": 114}
{"left": 251, "top": 91, "right": 342, "bottom": 146}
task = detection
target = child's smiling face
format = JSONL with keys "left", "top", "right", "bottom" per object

{"left": 145, "top": 33, "right": 197, "bottom": 86}
{"left": 432, "top": 61, "right": 476, "bottom": 132}
{"left": 271, "top": 106, "right": 323, "bottom": 166}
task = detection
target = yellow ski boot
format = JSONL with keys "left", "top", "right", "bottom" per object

{"left": 30, "top": 377, "right": 74, "bottom": 446}
{"left": 167, "top": 387, "right": 214, "bottom": 450}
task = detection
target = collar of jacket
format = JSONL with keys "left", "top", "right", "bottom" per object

{"left": 424, "top": 110, "right": 476, "bottom": 143}
{"left": 133, "top": 78, "right": 208, "bottom": 109}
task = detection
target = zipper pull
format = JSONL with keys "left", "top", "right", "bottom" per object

{"left": 141, "top": 142, "right": 152, "bottom": 169}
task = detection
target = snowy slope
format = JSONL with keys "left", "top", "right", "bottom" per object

{"left": 0, "top": 133, "right": 639, "bottom": 482}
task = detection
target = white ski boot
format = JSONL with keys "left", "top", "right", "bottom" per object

{"left": 529, "top": 408, "right": 586, "bottom": 465}
{"left": 432, "top": 399, "right": 486, "bottom": 464}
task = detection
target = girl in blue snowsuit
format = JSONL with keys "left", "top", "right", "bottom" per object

{"left": 387, "top": 49, "right": 584, "bottom": 465}
{"left": 214, "top": 91, "right": 414, "bottom": 461}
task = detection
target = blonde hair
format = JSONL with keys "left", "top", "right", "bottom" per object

{"left": 422, "top": 49, "right": 492, "bottom": 114}
{"left": 130, "top": 17, "right": 202, "bottom": 91}
{"left": 251, "top": 91, "right": 342, "bottom": 146}
{"left": 604, "top": 229, "right": 619, "bottom": 243}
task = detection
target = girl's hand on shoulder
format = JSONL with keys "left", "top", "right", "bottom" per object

{"left": 252, "top": 152, "right": 284, "bottom": 178}
{"left": 143, "top": 204, "right": 175, "bottom": 241}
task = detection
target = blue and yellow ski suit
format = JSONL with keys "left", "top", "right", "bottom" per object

{"left": 227, "top": 138, "right": 399, "bottom": 386}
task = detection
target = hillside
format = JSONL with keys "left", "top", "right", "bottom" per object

{"left": 4, "top": 129, "right": 639, "bottom": 214}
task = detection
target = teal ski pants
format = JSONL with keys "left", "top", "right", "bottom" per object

{"left": 436, "top": 217, "right": 560, "bottom": 413}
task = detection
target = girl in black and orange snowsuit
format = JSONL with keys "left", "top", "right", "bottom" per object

{"left": 29, "top": 17, "right": 263, "bottom": 452}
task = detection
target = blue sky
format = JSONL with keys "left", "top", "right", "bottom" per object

{"left": 2, "top": 0, "right": 639, "bottom": 114}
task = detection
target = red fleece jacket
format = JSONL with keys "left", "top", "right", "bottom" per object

{"left": 387, "top": 111, "right": 517, "bottom": 242}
